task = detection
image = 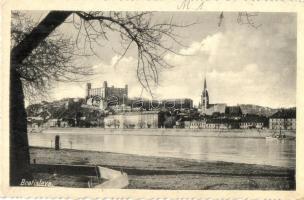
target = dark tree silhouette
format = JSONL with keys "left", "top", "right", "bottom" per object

{"left": 10, "top": 11, "right": 73, "bottom": 186}
{"left": 10, "top": 11, "right": 192, "bottom": 185}
{"left": 11, "top": 12, "right": 93, "bottom": 102}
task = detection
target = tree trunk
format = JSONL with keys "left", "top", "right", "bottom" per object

{"left": 10, "top": 11, "right": 72, "bottom": 185}
{"left": 11, "top": 11, "right": 72, "bottom": 66}
{"left": 10, "top": 66, "right": 32, "bottom": 185}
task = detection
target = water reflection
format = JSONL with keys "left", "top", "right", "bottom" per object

{"left": 29, "top": 131, "right": 295, "bottom": 168}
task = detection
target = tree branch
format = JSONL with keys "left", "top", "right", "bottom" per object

{"left": 11, "top": 11, "right": 72, "bottom": 67}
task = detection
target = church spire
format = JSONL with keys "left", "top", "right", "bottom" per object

{"left": 201, "top": 76, "right": 209, "bottom": 112}
{"left": 204, "top": 77, "right": 207, "bottom": 90}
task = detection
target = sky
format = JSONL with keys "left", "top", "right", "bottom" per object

{"left": 24, "top": 12, "right": 296, "bottom": 108}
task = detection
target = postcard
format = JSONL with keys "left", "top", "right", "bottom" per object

{"left": 1, "top": 0, "right": 304, "bottom": 199}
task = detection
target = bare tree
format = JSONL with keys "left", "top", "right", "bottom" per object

{"left": 10, "top": 11, "right": 193, "bottom": 185}
{"left": 72, "top": 12, "right": 194, "bottom": 95}
{"left": 10, "top": 11, "right": 74, "bottom": 185}
{"left": 11, "top": 12, "right": 93, "bottom": 102}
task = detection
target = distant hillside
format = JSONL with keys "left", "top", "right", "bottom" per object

{"left": 26, "top": 97, "right": 107, "bottom": 127}
{"left": 26, "top": 98, "right": 86, "bottom": 119}
{"left": 238, "top": 104, "right": 284, "bottom": 117}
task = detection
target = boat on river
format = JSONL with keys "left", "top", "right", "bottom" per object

{"left": 266, "top": 128, "right": 287, "bottom": 140}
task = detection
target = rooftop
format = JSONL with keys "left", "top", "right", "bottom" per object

{"left": 270, "top": 109, "right": 296, "bottom": 119}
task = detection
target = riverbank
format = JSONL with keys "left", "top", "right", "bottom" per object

{"left": 30, "top": 147, "right": 295, "bottom": 190}
{"left": 41, "top": 127, "right": 296, "bottom": 138}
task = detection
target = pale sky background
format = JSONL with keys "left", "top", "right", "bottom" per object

{"left": 24, "top": 12, "right": 296, "bottom": 108}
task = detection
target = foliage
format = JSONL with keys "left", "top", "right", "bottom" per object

{"left": 26, "top": 98, "right": 106, "bottom": 127}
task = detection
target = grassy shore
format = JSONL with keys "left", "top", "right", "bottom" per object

{"left": 30, "top": 147, "right": 295, "bottom": 190}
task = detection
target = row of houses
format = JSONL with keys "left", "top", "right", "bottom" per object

{"left": 27, "top": 108, "right": 296, "bottom": 131}
{"left": 184, "top": 109, "right": 295, "bottom": 130}
{"left": 184, "top": 118, "right": 264, "bottom": 129}
{"left": 102, "top": 109, "right": 294, "bottom": 130}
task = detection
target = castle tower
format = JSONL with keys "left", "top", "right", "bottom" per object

{"left": 86, "top": 83, "right": 91, "bottom": 98}
{"left": 103, "top": 81, "right": 108, "bottom": 88}
{"left": 103, "top": 81, "right": 108, "bottom": 98}
{"left": 125, "top": 84, "right": 128, "bottom": 96}
{"left": 201, "top": 77, "right": 209, "bottom": 110}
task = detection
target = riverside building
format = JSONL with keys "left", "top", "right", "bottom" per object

{"left": 104, "top": 111, "right": 160, "bottom": 129}
{"left": 269, "top": 109, "right": 296, "bottom": 130}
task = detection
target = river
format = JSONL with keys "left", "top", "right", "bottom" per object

{"left": 28, "top": 128, "right": 296, "bottom": 169}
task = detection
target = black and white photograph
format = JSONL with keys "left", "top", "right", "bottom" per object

{"left": 7, "top": 10, "right": 297, "bottom": 190}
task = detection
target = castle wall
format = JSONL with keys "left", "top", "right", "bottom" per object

{"left": 86, "top": 82, "right": 128, "bottom": 108}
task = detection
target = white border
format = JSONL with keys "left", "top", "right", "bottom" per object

{"left": 1, "top": 0, "right": 304, "bottom": 198}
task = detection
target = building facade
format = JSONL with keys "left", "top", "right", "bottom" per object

{"left": 104, "top": 111, "right": 160, "bottom": 129}
{"left": 86, "top": 81, "right": 128, "bottom": 109}
{"left": 188, "top": 119, "right": 207, "bottom": 129}
{"left": 269, "top": 109, "right": 296, "bottom": 130}
{"left": 162, "top": 98, "right": 193, "bottom": 110}
{"left": 239, "top": 121, "right": 264, "bottom": 129}
{"left": 184, "top": 118, "right": 238, "bottom": 129}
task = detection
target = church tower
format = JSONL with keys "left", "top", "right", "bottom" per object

{"left": 201, "top": 77, "right": 209, "bottom": 111}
